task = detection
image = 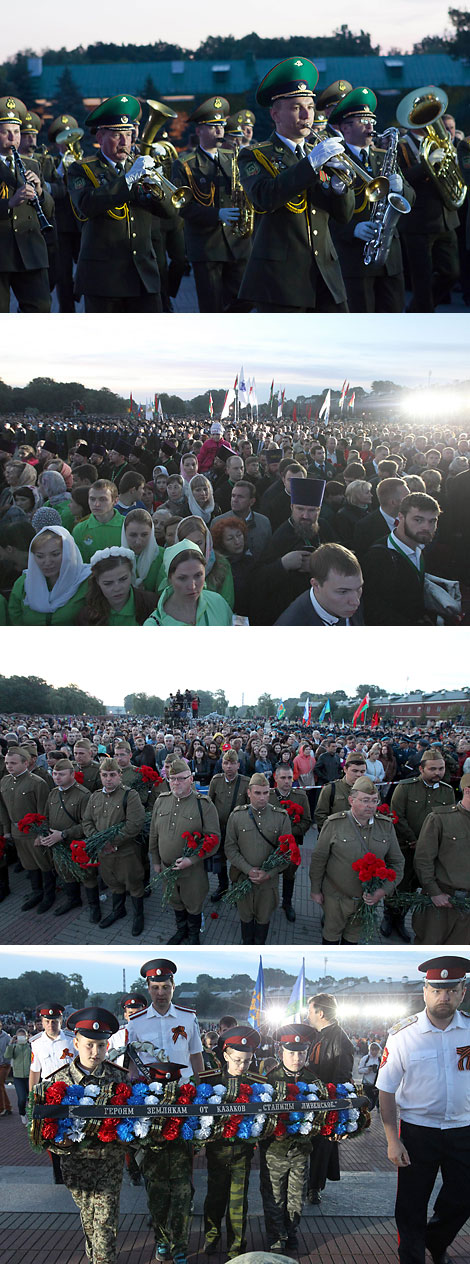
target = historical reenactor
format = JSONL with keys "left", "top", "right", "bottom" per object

{"left": 314, "top": 751, "right": 367, "bottom": 831}
{"left": 72, "top": 737, "right": 102, "bottom": 792}
{"left": 202, "top": 1025, "right": 264, "bottom": 1259}
{"left": 125, "top": 958, "right": 204, "bottom": 1083}
{"left": 413, "top": 773, "right": 470, "bottom": 944}
{"left": 67, "top": 94, "right": 178, "bottom": 311}
{"left": 306, "top": 993, "right": 355, "bottom": 1205}
{"left": 171, "top": 96, "right": 251, "bottom": 312}
{"left": 381, "top": 747, "right": 455, "bottom": 941}
{"left": 328, "top": 88, "right": 414, "bottom": 312}
{"left": 208, "top": 748, "right": 250, "bottom": 902}
{"left": 260, "top": 1022, "right": 320, "bottom": 1250}
{"left": 82, "top": 757, "right": 146, "bottom": 935}
{"left": 237, "top": 57, "right": 355, "bottom": 311}
{"left": 141, "top": 1057, "right": 193, "bottom": 1264}
{"left": 45, "top": 114, "right": 83, "bottom": 312}
{"left": 269, "top": 762, "right": 311, "bottom": 921}
{"left": 149, "top": 759, "right": 220, "bottom": 944}
{"left": 224, "top": 772, "right": 291, "bottom": 943}
{"left": 38, "top": 758, "right": 91, "bottom": 917}
{"left": 377, "top": 956, "right": 470, "bottom": 1264}
{"left": 0, "top": 744, "right": 50, "bottom": 911}
{"left": 115, "top": 739, "right": 163, "bottom": 891}
{"left": 36, "top": 1007, "right": 128, "bottom": 1263}
{"left": 29, "top": 1002, "right": 74, "bottom": 1185}
{"left": 310, "top": 776, "right": 404, "bottom": 943}
{"left": 0, "top": 95, "right": 54, "bottom": 312}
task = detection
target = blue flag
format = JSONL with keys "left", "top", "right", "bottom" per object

{"left": 248, "top": 956, "right": 265, "bottom": 1030}
{"left": 318, "top": 699, "right": 331, "bottom": 723}
{"left": 285, "top": 959, "right": 306, "bottom": 1022}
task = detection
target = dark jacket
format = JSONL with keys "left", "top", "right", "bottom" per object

{"left": 275, "top": 589, "right": 364, "bottom": 626}
{"left": 171, "top": 146, "right": 250, "bottom": 263}
{"left": 308, "top": 1021, "right": 354, "bottom": 1084}
{"left": 362, "top": 539, "right": 428, "bottom": 625}
{"left": 330, "top": 144, "right": 414, "bottom": 277}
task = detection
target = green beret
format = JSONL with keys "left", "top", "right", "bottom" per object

{"left": 0, "top": 95, "right": 26, "bottom": 125}
{"left": 48, "top": 113, "right": 79, "bottom": 143}
{"left": 329, "top": 87, "right": 377, "bottom": 125}
{"left": 189, "top": 96, "right": 230, "bottom": 126}
{"left": 315, "top": 80, "right": 353, "bottom": 112}
{"left": 256, "top": 58, "right": 318, "bottom": 109}
{"left": 85, "top": 95, "right": 142, "bottom": 132}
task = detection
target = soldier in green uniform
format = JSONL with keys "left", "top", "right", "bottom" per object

{"left": 36, "top": 1007, "right": 128, "bottom": 1264}
{"left": 0, "top": 95, "right": 54, "bottom": 312}
{"left": 224, "top": 772, "right": 291, "bottom": 943}
{"left": 314, "top": 751, "right": 367, "bottom": 831}
{"left": 381, "top": 747, "right": 455, "bottom": 941}
{"left": 149, "top": 758, "right": 220, "bottom": 944}
{"left": 45, "top": 114, "right": 83, "bottom": 312}
{"left": 310, "top": 776, "right": 404, "bottom": 943}
{"left": 259, "top": 1022, "right": 322, "bottom": 1251}
{"left": 269, "top": 762, "right": 311, "bottom": 922}
{"left": 83, "top": 757, "right": 146, "bottom": 936}
{"left": 202, "top": 1025, "right": 263, "bottom": 1259}
{"left": 208, "top": 748, "right": 250, "bottom": 902}
{"left": 171, "top": 96, "right": 251, "bottom": 312}
{"left": 413, "top": 773, "right": 470, "bottom": 943}
{"left": 67, "top": 94, "right": 178, "bottom": 312}
{"left": 73, "top": 737, "right": 102, "bottom": 792}
{"left": 38, "top": 758, "right": 91, "bottom": 916}
{"left": 23, "top": 742, "right": 54, "bottom": 791}
{"left": 237, "top": 58, "right": 355, "bottom": 311}
{"left": 141, "top": 1057, "right": 193, "bottom": 1264}
{"left": 0, "top": 745, "right": 50, "bottom": 911}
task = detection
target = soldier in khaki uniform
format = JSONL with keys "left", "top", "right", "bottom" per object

{"left": 314, "top": 751, "right": 367, "bottom": 831}
{"left": 310, "top": 776, "right": 404, "bottom": 943}
{"left": 149, "top": 758, "right": 220, "bottom": 944}
{"left": 23, "top": 742, "right": 54, "bottom": 792}
{"left": 382, "top": 748, "right": 455, "bottom": 942}
{"left": 202, "top": 1025, "right": 264, "bottom": 1260}
{"left": 413, "top": 774, "right": 470, "bottom": 944}
{"left": 225, "top": 773, "right": 291, "bottom": 943}
{"left": 73, "top": 738, "right": 102, "bottom": 792}
{"left": 39, "top": 759, "right": 91, "bottom": 917}
{"left": 83, "top": 757, "right": 146, "bottom": 936}
{"left": 208, "top": 748, "right": 250, "bottom": 901}
{"left": 115, "top": 739, "right": 164, "bottom": 893}
{"left": 269, "top": 762, "right": 311, "bottom": 922}
{"left": 0, "top": 745, "right": 50, "bottom": 911}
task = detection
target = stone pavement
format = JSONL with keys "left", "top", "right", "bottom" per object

{"left": 1, "top": 828, "right": 413, "bottom": 947}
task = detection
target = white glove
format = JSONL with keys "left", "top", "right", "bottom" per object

{"left": 330, "top": 174, "right": 347, "bottom": 193}
{"left": 429, "top": 148, "right": 445, "bottom": 166}
{"left": 388, "top": 172, "right": 403, "bottom": 192}
{"left": 150, "top": 142, "right": 166, "bottom": 158}
{"left": 219, "top": 207, "right": 240, "bottom": 224}
{"left": 354, "top": 221, "right": 376, "bottom": 241}
{"left": 308, "top": 138, "right": 345, "bottom": 172}
{"left": 125, "top": 154, "right": 154, "bottom": 187}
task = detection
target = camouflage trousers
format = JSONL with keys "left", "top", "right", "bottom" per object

{"left": 259, "top": 1139, "right": 311, "bottom": 1242}
{"left": 60, "top": 1147, "right": 124, "bottom": 1263}
{"left": 204, "top": 1141, "right": 254, "bottom": 1258}
{"left": 143, "top": 1141, "right": 193, "bottom": 1251}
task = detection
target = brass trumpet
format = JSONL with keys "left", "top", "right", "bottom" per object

{"left": 139, "top": 98, "right": 192, "bottom": 208}
{"left": 310, "top": 119, "right": 389, "bottom": 202}
{"left": 55, "top": 126, "right": 84, "bottom": 161}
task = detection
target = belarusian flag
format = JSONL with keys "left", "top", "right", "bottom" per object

{"left": 348, "top": 391, "right": 355, "bottom": 410}
{"left": 353, "top": 693, "right": 369, "bottom": 727}
{"left": 339, "top": 380, "right": 349, "bottom": 409}
{"left": 209, "top": 392, "right": 213, "bottom": 418}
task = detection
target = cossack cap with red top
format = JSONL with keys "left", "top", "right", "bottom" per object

{"left": 140, "top": 959, "right": 177, "bottom": 981}
{"left": 37, "top": 1004, "right": 65, "bottom": 1018}
{"left": 66, "top": 1007, "right": 119, "bottom": 1039}
{"left": 275, "top": 1022, "right": 314, "bottom": 1050}
{"left": 419, "top": 956, "right": 470, "bottom": 986}
{"left": 146, "top": 1059, "right": 187, "bottom": 1082}
{"left": 122, "top": 994, "right": 147, "bottom": 1011}
{"left": 221, "top": 1025, "right": 260, "bottom": 1052}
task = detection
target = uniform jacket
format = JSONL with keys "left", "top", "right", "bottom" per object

{"left": 149, "top": 789, "right": 220, "bottom": 865}
{"left": 73, "top": 761, "right": 102, "bottom": 793}
{"left": 390, "top": 776, "right": 455, "bottom": 846}
{"left": 414, "top": 802, "right": 470, "bottom": 894}
{"left": 83, "top": 784, "right": 146, "bottom": 854}
{"left": 0, "top": 155, "right": 54, "bottom": 271}
{"left": 268, "top": 786, "right": 311, "bottom": 841}
{"left": 0, "top": 770, "right": 49, "bottom": 840}
{"left": 330, "top": 145, "right": 414, "bottom": 277}
{"left": 310, "top": 809, "right": 404, "bottom": 896}
{"left": 45, "top": 781, "right": 91, "bottom": 840}
{"left": 398, "top": 136, "right": 460, "bottom": 234}
{"left": 208, "top": 773, "right": 250, "bottom": 832}
{"left": 41, "top": 1056, "right": 127, "bottom": 1155}
{"left": 315, "top": 777, "right": 356, "bottom": 831}
{"left": 171, "top": 146, "right": 250, "bottom": 263}
{"left": 225, "top": 802, "right": 291, "bottom": 884}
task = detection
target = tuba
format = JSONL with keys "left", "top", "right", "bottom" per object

{"left": 55, "top": 126, "right": 84, "bottom": 169}
{"left": 396, "top": 85, "right": 466, "bottom": 210}
{"left": 138, "top": 98, "right": 192, "bottom": 209}
{"left": 230, "top": 148, "right": 254, "bottom": 236}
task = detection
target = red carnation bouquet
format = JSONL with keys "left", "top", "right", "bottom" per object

{"left": 351, "top": 851, "right": 397, "bottom": 941}
{"left": 74, "top": 771, "right": 84, "bottom": 785}
{"left": 140, "top": 766, "right": 163, "bottom": 786}
{"left": 279, "top": 798, "right": 305, "bottom": 827}
{"left": 376, "top": 803, "right": 399, "bottom": 825}
{"left": 17, "top": 813, "right": 46, "bottom": 834}
{"left": 70, "top": 840, "right": 99, "bottom": 870}
{"left": 223, "top": 833, "right": 301, "bottom": 908}
{"left": 153, "top": 830, "right": 219, "bottom": 906}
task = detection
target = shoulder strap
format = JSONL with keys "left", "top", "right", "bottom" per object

{"left": 58, "top": 791, "right": 81, "bottom": 825}
{"left": 229, "top": 774, "right": 242, "bottom": 816}
{"left": 329, "top": 782, "right": 336, "bottom": 813}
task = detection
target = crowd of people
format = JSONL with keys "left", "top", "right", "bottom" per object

{"left": 1, "top": 706, "right": 469, "bottom": 944}
{"left": 2, "top": 61, "right": 469, "bottom": 314}
{"left": 1, "top": 413, "right": 469, "bottom": 625}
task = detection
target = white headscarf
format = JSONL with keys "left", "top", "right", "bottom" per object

{"left": 121, "top": 516, "right": 160, "bottom": 586}
{"left": 187, "top": 475, "right": 214, "bottom": 524}
{"left": 24, "top": 526, "right": 91, "bottom": 613}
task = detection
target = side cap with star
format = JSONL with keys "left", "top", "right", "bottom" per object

{"left": 85, "top": 95, "right": 142, "bottom": 132}
{"left": 329, "top": 87, "right": 377, "bottom": 126}
{"left": 66, "top": 1007, "right": 119, "bottom": 1039}
{"left": 140, "top": 958, "right": 177, "bottom": 981}
{"left": 419, "top": 956, "right": 470, "bottom": 986}
{"left": 256, "top": 58, "right": 319, "bottom": 108}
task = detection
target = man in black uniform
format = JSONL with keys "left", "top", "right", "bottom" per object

{"left": 328, "top": 87, "right": 414, "bottom": 312}
{"left": 307, "top": 992, "right": 354, "bottom": 1204}
{"left": 171, "top": 96, "right": 251, "bottom": 312}
{"left": 0, "top": 96, "right": 53, "bottom": 312}
{"left": 237, "top": 57, "right": 355, "bottom": 311}
{"left": 67, "top": 94, "right": 178, "bottom": 312}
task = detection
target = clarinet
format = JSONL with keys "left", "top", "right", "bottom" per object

{"left": 11, "top": 146, "right": 53, "bottom": 233}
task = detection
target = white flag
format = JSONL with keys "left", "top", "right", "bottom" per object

{"left": 319, "top": 389, "right": 331, "bottom": 421}
{"left": 221, "top": 387, "right": 236, "bottom": 419}
{"left": 238, "top": 366, "right": 248, "bottom": 408}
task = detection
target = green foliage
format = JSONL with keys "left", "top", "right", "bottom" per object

{"left": 0, "top": 675, "right": 103, "bottom": 714}
{"left": 33, "top": 29, "right": 380, "bottom": 64}
{"left": 0, "top": 377, "right": 125, "bottom": 417}
{"left": 53, "top": 67, "right": 87, "bottom": 124}
{"left": 0, "top": 970, "right": 87, "bottom": 1011}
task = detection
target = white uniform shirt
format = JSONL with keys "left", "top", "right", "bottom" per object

{"left": 106, "top": 1024, "right": 129, "bottom": 1067}
{"left": 125, "top": 1002, "right": 202, "bottom": 1082}
{"left": 30, "top": 1029, "right": 74, "bottom": 1079}
{"left": 376, "top": 1007, "right": 470, "bottom": 1129}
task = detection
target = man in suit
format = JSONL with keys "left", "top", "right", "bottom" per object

{"left": 237, "top": 56, "right": 355, "bottom": 311}
{"left": 0, "top": 95, "right": 54, "bottom": 312}
{"left": 362, "top": 491, "right": 441, "bottom": 624}
{"left": 275, "top": 542, "right": 364, "bottom": 625}
{"left": 353, "top": 476, "right": 408, "bottom": 559}
{"left": 68, "top": 94, "right": 177, "bottom": 312}
{"left": 329, "top": 87, "right": 414, "bottom": 312}
{"left": 171, "top": 96, "right": 251, "bottom": 312}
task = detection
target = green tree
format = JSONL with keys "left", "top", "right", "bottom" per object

{"left": 53, "top": 67, "right": 86, "bottom": 124}
{"left": 355, "top": 683, "right": 385, "bottom": 699}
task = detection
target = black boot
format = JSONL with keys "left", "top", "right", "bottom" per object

{"left": 240, "top": 919, "right": 255, "bottom": 944}
{"left": 321, "top": 936, "right": 340, "bottom": 944}
{"left": 394, "top": 914, "right": 411, "bottom": 944}
{"left": 54, "top": 881, "right": 82, "bottom": 916}
{"left": 254, "top": 922, "right": 270, "bottom": 944}
{"left": 99, "top": 892, "right": 127, "bottom": 928}
{"left": 380, "top": 906, "right": 394, "bottom": 938}
{"left": 282, "top": 876, "right": 296, "bottom": 922}
{"left": 210, "top": 863, "right": 228, "bottom": 902}
{"left": 86, "top": 885, "right": 101, "bottom": 923}
{"left": 168, "top": 910, "right": 189, "bottom": 944}
{"left": 187, "top": 912, "right": 201, "bottom": 945}
{"left": 131, "top": 896, "right": 144, "bottom": 937}
{"left": 0, "top": 870, "right": 10, "bottom": 902}
{"left": 36, "top": 870, "right": 57, "bottom": 914}
{"left": 21, "top": 870, "right": 43, "bottom": 911}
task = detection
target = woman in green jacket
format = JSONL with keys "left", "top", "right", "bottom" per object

{"left": 145, "top": 539, "right": 233, "bottom": 627}
{"left": 8, "top": 526, "right": 91, "bottom": 626}
{"left": 174, "top": 516, "right": 234, "bottom": 609}
{"left": 79, "top": 547, "right": 155, "bottom": 626}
